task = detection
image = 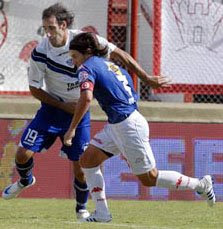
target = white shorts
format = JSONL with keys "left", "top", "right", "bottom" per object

{"left": 90, "top": 110, "right": 156, "bottom": 175}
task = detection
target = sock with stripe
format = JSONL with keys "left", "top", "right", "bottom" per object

{"left": 16, "top": 157, "right": 34, "bottom": 186}
{"left": 156, "top": 170, "right": 203, "bottom": 191}
{"left": 82, "top": 166, "right": 110, "bottom": 216}
{"left": 74, "top": 178, "right": 89, "bottom": 212}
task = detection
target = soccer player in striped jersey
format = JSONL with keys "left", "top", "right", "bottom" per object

{"left": 2, "top": 2, "right": 169, "bottom": 220}
{"left": 64, "top": 32, "right": 215, "bottom": 222}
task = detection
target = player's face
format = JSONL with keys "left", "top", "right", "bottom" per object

{"left": 69, "top": 50, "right": 89, "bottom": 67}
{"left": 42, "top": 16, "right": 68, "bottom": 47}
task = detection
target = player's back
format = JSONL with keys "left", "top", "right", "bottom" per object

{"left": 81, "top": 56, "right": 138, "bottom": 123}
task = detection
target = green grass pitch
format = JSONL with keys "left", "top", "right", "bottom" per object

{"left": 0, "top": 198, "right": 222, "bottom": 229}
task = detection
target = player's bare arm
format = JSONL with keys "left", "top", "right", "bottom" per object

{"left": 110, "top": 47, "right": 171, "bottom": 88}
{"left": 29, "top": 86, "right": 76, "bottom": 114}
{"left": 64, "top": 89, "right": 93, "bottom": 146}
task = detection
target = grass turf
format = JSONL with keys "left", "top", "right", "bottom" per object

{"left": 0, "top": 198, "right": 222, "bottom": 229}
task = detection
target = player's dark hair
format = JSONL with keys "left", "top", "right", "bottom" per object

{"left": 42, "top": 3, "right": 74, "bottom": 28}
{"left": 69, "top": 32, "right": 108, "bottom": 57}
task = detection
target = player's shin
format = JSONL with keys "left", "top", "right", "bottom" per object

{"left": 16, "top": 157, "right": 34, "bottom": 186}
{"left": 82, "top": 166, "right": 110, "bottom": 216}
{"left": 156, "top": 170, "right": 202, "bottom": 191}
{"left": 74, "top": 178, "right": 89, "bottom": 212}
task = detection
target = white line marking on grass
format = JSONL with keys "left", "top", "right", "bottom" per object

{"left": 64, "top": 221, "right": 150, "bottom": 228}
{"left": 65, "top": 221, "right": 174, "bottom": 229}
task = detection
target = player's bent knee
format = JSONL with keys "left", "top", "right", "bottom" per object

{"left": 79, "top": 153, "right": 97, "bottom": 168}
{"left": 80, "top": 146, "right": 106, "bottom": 168}
{"left": 72, "top": 162, "right": 85, "bottom": 181}
{"left": 149, "top": 168, "right": 158, "bottom": 179}
{"left": 137, "top": 168, "right": 158, "bottom": 187}
{"left": 15, "top": 147, "right": 34, "bottom": 164}
{"left": 74, "top": 171, "right": 85, "bottom": 182}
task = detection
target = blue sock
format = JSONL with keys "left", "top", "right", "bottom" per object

{"left": 74, "top": 178, "right": 89, "bottom": 212}
{"left": 16, "top": 157, "right": 34, "bottom": 186}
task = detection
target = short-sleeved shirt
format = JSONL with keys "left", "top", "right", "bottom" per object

{"left": 77, "top": 56, "right": 138, "bottom": 124}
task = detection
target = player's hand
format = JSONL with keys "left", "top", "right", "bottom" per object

{"left": 64, "top": 128, "right": 76, "bottom": 146}
{"left": 148, "top": 75, "right": 171, "bottom": 89}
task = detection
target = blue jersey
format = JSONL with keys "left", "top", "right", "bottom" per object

{"left": 78, "top": 56, "right": 138, "bottom": 124}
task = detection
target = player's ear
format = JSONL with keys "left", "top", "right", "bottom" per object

{"left": 61, "top": 20, "right": 67, "bottom": 30}
{"left": 86, "top": 48, "right": 93, "bottom": 54}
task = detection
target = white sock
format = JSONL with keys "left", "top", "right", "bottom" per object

{"left": 156, "top": 170, "right": 203, "bottom": 191}
{"left": 82, "top": 166, "right": 110, "bottom": 216}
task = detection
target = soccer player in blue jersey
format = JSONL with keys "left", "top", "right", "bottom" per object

{"left": 64, "top": 32, "right": 216, "bottom": 222}
{"left": 2, "top": 3, "right": 166, "bottom": 220}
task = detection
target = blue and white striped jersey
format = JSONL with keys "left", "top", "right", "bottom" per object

{"left": 28, "top": 29, "right": 116, "bottom": 103}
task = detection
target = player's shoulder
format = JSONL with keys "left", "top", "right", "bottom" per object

{"left": 69, "top": 29, "right": 84, "bottom": 38}
{"left": 83, "top": 57, "right": 108, "bottom": 78}
{"left": 34, "top": 37, "right": 48, "bottom": 55}
{"left": 82, "top": 56, "right": 101, "bottom": 69}
{"left": 78, "top": 59, "right": 100, "bottom": 74}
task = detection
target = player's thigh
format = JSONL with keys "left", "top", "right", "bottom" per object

{"left": 90, "top": 124, "right": 122, "bottom": 157}
{"left": 60, "top": 126, "right": 90, "bottom": 161}
{"left": 125, "top": 140, "right": 156, "bottom": 175}
{"left": 16, "top": 146, "right": 34, "bottom": 164}
{"left": 136, "top": 168, "right": 158, "bottom": 186}
{"left": 111, "top": 110, "right": 156, "bottom": 175}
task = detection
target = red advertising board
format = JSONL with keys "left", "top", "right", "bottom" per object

{"left": 0, "top": 119, "right": 223, "bottom": 201}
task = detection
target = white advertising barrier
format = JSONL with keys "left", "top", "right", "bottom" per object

{"left": 0, "top": 0, "right": 108, "bottom": 93}
{"left": 161, "top": 0, "right": 223, "bottom": 85}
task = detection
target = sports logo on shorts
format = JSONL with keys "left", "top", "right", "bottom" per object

{"left": 79, "top": 70, "right": 89, "bottom": 82}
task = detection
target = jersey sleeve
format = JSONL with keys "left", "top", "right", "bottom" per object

{"left": 28, "top": 47, "right": 45, "bottom": 88}
{"left": 78, "top": 68, "right": 95, "bottom": 84}
{"left": 78, "top": 68, "right": 95, "bottom": 92}
{"left": 96, "top": 35, "right": 117, "bottom": 57}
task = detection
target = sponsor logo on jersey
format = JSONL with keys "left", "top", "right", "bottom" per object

{"left": 66, "top": 58, "right": 74, "bottom": 66}
{"left": 67, "top": 81, "right": 79, "bottom": 91}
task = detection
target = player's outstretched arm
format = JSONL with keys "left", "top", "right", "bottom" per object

{"left": 110, "top": 47, "right": 171, "bottom": 88}
{"left": 64, "top": 89, "right": 93, "bottom": 146}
